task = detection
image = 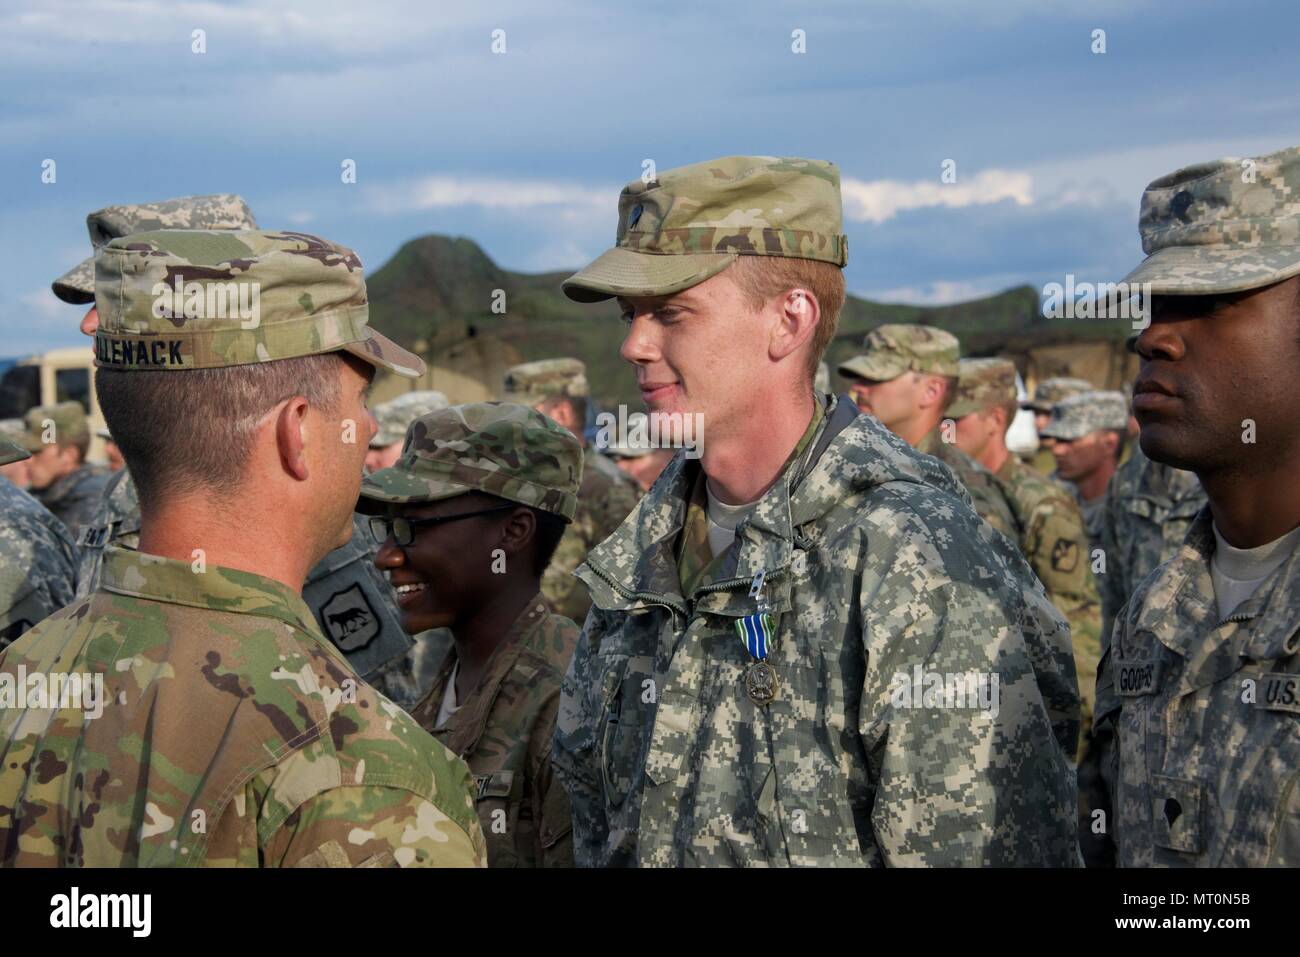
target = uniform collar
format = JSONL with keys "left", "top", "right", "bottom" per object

{"left": 100, "top": 546, "right": 322, "bottom": 638}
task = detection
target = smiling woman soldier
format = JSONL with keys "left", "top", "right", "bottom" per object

{"left": 358, "top": 401, "right": 585, "bottom": 867}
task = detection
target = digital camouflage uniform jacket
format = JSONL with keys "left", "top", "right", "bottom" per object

{"left": 554, "top": 396, "right": 1081, "bottom": 867}
{"left": 410, "top": 594, "right": 579, "bottom": 867}
{"left": 36, "top": 465, "right": 110, "bottom": 539}
{"left": 994, "top": 455, "right": 1102, "bottom": 740}
{"left": 75, "top": 469, "right": 424, "bottom": 707}
{"left": 1095, "top": 507, "right": 1300, "bottom": 866}
{"left": 542, "top": 445, "right": 641, "bottom": 622}
{"left": 916, "top": 428, "right": 1018, "bottom": 544}
{"left": 0, "top": 548, "right": 485, "bottom": 867}
{"left": 0, "top": 479, "right": 78, "bottom": 650}
{"left": 1097, "top": 446, "right": 1206, "bottom": 643}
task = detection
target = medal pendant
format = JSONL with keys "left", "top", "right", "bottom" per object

{"left": 745, "top": 660, "right": 778, "bottom": 706}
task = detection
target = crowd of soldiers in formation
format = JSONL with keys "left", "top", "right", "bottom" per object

{"left": 0, "top": 146, "right": 1296, "bottom": 867}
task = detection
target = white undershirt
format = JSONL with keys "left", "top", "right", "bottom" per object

{"left": 705, "top": 480, "right": 759, "bottom": 559}
{"left": 435, "top": 659, "right": 462, "bottom": 729}
{"left": 1210, "top": 523, "right": 1300, "bottom": 620}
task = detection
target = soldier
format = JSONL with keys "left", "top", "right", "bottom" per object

{"left": 16, "top": 401, "right": 110, "bottom": 537}
{"left": 365, "top": 390, "right": 449, "bottom": 473}
{"left": 0, "top": 434, "right": 78, "bottom": 650}
{"left": 602, "top": 411, "right": 676, "bottom": 492}
{"left": 1040, "top": 391, "right": 1129, "bottom": 547}
{"left": 1023, "top": 376, "right": 1094, "bottom": 474}
{"left": 502, "top": 358, "right": 641, "bottom": 622}
{"left": 361, "top": 403, "right": 583, "bottom": 867}
{"left": 0, "top": 420, "right": 29, "bottom": 488}
{"left": 838, "top": 325, "right": 1019, "bottom": 541}
{"left": 56, "top": 196, "right": 421, "bottom": 708}
{"left": 0, "top": 228, "right": 484, "bottom": 867}
{"left": 1097, "top": 443, "right": 1206, "bottom": 641}
{"left": 1096, "top": 143, "right": 1300, "bottom": 866}
{"left": 553, "top": 155, "right": 1080, "bottom": 866}
{"left": 950, "top": 357, "right": 1109, "bottom": 865}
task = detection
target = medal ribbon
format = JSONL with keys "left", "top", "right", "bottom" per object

{"left": 735, "top": 612, "right": 775, "bottom": 661}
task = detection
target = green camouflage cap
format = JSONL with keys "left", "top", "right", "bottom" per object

{"left": 370, "top": 390, "right": 450, "bottom": 447}
{"left": 93, "top": 229, "right": 425, "bottom": 378}
{"left": 1118, "top": 144, "right": 1300, "bottom": 296}
{"left": 1039, "top": 391, "right": 1129, "bottom": 441}
{"left": 0, "top": 434, "right": 28, "bottom": 468}
{"left": 501, "top": 358, "right": 589, "bottom": 403}
{"left": 837, "top": 324, "right": 960, "bottom": 382}
{"left": 1022, "top": 376, "right": 1093, "bottom": 413}
{"left": 53, "top": 194, "right": 258, "bottom": 305}
{"left": 19, "top": 401, "right": 89, "bottom": 452}
{"left": 949, "top": 358, "right": 1018, "bottom": 419}
{"left": 563, "top": 156, "right": 848, "bottom": 303}
{"left": 358, "top": 402, "right": 582, "bottom": 521}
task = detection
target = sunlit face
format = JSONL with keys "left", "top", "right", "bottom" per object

{"left": 847, "top": 372, "right": 927, "bottom": 437}
{"left": 1050, "top": 430, "right": 1115, "bottom": 481}
{"left": 954, "top": 408, "right": 999, "bottom": 462}
{"left": 25, "top": 443, "right": 77, "bottom": 491}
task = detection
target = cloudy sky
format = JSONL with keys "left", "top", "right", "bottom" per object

{"left": 2, "top": 0, "right": 1297, "bottom": 355}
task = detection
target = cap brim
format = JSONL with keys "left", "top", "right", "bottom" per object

{"left": 947, "top": 398, "right": 985, "bottom": 419}
{"left": 342, "top": 327, "right": 426, "bottom": 379}
{"left": 357, "top": 468, "right": 472, "bottom": 511}
{"left": 1119, "top": 243, "right": 1300, "bottom": 297}
{"left": 0, "top": 437, "right": 30, "bottom": 467}
{"left": 52, "top": 256, "right": 96, "bottom": 305}
{"left": 562, "top": 247, "right": 737, "bottom": 303}
{"left": 1038, "top": 424, "right": 1085, "bottom": 441}
{"left": 836, "top": 354, "right": 904, "bottom": 383}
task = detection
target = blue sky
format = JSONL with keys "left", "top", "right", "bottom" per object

{"left": 2, "top": 0, "right": 1298, "bottom": 355}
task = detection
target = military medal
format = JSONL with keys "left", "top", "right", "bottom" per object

{"left": 737, "top": 569, "right": 778, "bottom": 706}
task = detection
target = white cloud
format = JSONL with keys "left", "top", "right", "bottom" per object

{"left": 841, "top": 169, "right": 1033, "bottom": 224}
{"left": 365, "top": 175, "right": 611, "bottom": 217}
{"left": 862, "top": 277, "right": 1018, "bottom": 305}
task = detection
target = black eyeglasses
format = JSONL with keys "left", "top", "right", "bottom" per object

{"left": 369, "top": 504, "right": 517, "bottom": 547}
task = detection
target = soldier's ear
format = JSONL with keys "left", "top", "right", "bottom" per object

{"left": 274, "top": 396, "right": 311, "bottom": 482}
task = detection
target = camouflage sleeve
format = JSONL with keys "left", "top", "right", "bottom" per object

{"left": 0, "top": 505, "right": 78, "bottom": 649}
{"left": 265, "top": 784, "right": 487, "bottom": 868}
{"left": 1096, "top": 476, "right": 1128, "bottom": 643}
{"left": 551, "top": 606, "right": 607, "bottom": 867}
{"left": 858, "top": 499, "right": 1081, "bottom": 866}
{"left": 533, "top": 741, "right": 576, "bottom": 867}
{"left": 1092, "top": 606, "right": 1124, "bottom": 824}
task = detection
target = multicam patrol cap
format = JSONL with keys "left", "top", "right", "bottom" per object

{"left": 1022, "top": 376, "right": 1093, "bottom": 413}
{"left": 949, "top": 358, "right": 1018, "bottom": 419}
{"left": 563, "top": 156, "right": 848, "bottom": 303}
{"left": 501, "top": 358, "right": 589, "bottom": 403}
{"left": 93, "top": 229, "right": 425, "bottom": 378}
{"left": 18, "top": 401, "right": 89, "bottom": 452}
{"left": 837, "top": 323, "right": 960, "bottom": 382}
{"left": 370, "top": 390, "right": 450, "bottom": 448}
{"left": 1039, "top": 391, "right": 1129, "bottom": 441}
{"left": 53, "top": 194, "right": 258, "bottom": 305}
{"left": 358, "top": 402, "right": 582, "bottom": 521}
{"left": 1119, "top": 144, "right": 1300, "bottom": 296}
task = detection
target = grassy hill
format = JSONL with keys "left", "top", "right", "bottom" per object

{"left": 366, "top": 234, "right": 1130, "bottom": 408}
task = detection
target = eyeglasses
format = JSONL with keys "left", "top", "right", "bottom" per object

{"left": 368, "top": 504, "right": 517, "bottom": 547}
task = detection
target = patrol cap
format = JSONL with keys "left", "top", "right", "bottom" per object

{"left": 19, "top": 401, "right": 89, "bottom": 452}
{"left": 1022, "top": 377, "right": 1093, "bottom": 413}
{"left": 1119, "top": 144, "right": 1300, "bottom": 296}
{"left": 1039, "top": 391, "right": 1129, "bottom": 441}
{"left": 358, "top": 402, "right": 582, "bottom": 521}
{"left": 53, "top": 194, "right": 258, "bottom": 305}
{"left": 0, "top": 434, "right": 29, "bottom": 468}
{"left": 370, "top": 390, "right": 450, "bottom": 448}
{"left": 501, "top": 358, "right": 589, "bottom": 403}
{"left": 563, "top": 156, "right": 848, "bottom": 303}
{"left": 837, "top": 323, "right": 960, "bottom": 382}
{"left": 949, "top": 358, "right": 1018, "bottom": 419}
{"left": 93, "top": 229, "right": 425, "bottom": 378}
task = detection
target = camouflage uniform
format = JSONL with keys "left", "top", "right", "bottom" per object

{"left": 1095, "top": 144, "right": 1300, "bottom": 865}
{"left": 1039, "top": 391, "right": 1129, "bottom": 548}
{"left": 502, "top": 358, "right": 641, "bottom": 622}
{"left": 0, "top": 228, "right": 484, "bottom": 867}
{"left": 0, "top": 437, "right": 78, "bottom": 650}
{"left": 839, "top": 325, "right": 1019, "bottom": 542}
{"left": 1097, "top": 444, "right": 1206, "bottom": 642}
{"left": 60, "top": 198, "right": 421, "bottom": 708}
{"left": 554, "top": 156, "right": 1080, "bottom": 867}
{"left": 17, "top": 402, "right": 111, "bottom": 537}
{"left": 359, "top": 402, "right": 586, "bottom": 867}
